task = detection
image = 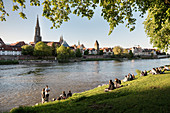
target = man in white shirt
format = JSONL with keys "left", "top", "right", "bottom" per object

{"left": 45, "top": 85, "right": 50, "bottom": 102}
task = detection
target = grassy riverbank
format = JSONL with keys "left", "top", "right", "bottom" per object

{"left": 10, "top": 71, "right": 170, "bottom": 113}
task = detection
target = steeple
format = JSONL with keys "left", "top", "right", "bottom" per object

{"left": 34, "top": 15, "right": 42, "bottom": 44}
{"left": 36, "top": 15, "right": 39, "bottom": 28}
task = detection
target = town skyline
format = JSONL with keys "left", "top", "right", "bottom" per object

{"left": 0, "top": 1, "right": 153, "bottom": 49}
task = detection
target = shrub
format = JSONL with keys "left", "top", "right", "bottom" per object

{"left": 136, "top": 69, "right": 141, "bottom": 75}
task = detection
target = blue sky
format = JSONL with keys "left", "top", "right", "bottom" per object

{"left": 0, "top": 1, "right": 153, "bottom": 48}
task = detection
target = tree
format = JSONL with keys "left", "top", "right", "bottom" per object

{"left": 84, "top": 50, "right": 89, "bottom": 55}
{"left": 144, "top": 4, "right": 170, "bottom": 51}
{"left": 99, "top": 50, "right": 103, "bottom": 55}
{"left": 0, "top": 0, "right": 169, "bottom": 50}
{"left": 56, "top": 45, "right": 69, "bottom": 62}
{"left": 129, "top": 50, "right": 134, "bottom": 58}
{"left": 113, "top": 46, "right": 123, "bottom": 56}
{"left": 21, "top": 45, "right": 34, "bottom": 55}
{"left": 33, "top": 41, "right": 52, "bottom": 57}
{"left": 51, "top": 43, "right": 56, "bottom": 56}
{"left": 75, "top": 48, "right": 82, "bottom": 57}
{"left": 123, "top": 49, "right": 129, "bottom": 54}
{"left": 69, "top": 49, "right": 76, "bottom": 58}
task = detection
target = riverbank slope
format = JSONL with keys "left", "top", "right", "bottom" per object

{"left": 10, "top": 71, "right": 170, "bottom": 113}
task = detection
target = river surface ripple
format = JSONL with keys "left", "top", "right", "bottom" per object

{"left": 0, "top": 58, "right": 169, "bottom": 112}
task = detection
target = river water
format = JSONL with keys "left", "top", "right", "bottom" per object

{"left": 0, "top": 58, "right": 169, "bottom": 112}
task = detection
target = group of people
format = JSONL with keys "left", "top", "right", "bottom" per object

{"left": 105, "top": 73, "right": 136, "bottom": 92}
{"left": 105, "top": 78, "right": 123, "bottom": 92}
{"left": 53, "top": 90, "right": 72, "bottom": 101}
{"left": 41, "top": 85, "right": 50, "bottom": 103}
{"left": 140, "top": 70, "right": 148, "bottom": 76}
{"left": 41, "top": 85, "right": 72, "bottom": 103}
{"left": 41, "top": 66, "right": 169, "bottom": 103}
{"left": 122, "top": 73, "right": 135, "bottom": 82}
{"left": 149, "top": 65, "right": 169, "bottom": 75}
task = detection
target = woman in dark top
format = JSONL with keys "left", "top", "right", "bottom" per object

{"left": 105, "top": 80, "right": 115, "bottom": 92}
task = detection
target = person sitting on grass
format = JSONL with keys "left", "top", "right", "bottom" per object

{"left": 67, "top": 90, "right": 72, "bottom": 98}
{"left": 150, "top": 68, "right": 157, "bottom": 75}
{"left": 60, "top": 91, "right": 67, "bottom": 99}
{"left": 140, "top": 71, "right": 145, "bottom": 77}
{"left": 159, "top": 67, "right": 164, "bottom": 74}
{"left": 164, "top": 66, "right": 170, "bottom": 71}
{"left": 128, "top": 73, "right": 133, "bottom": 80}
{"left": 132, "top": 74, "right": 135, "bottom": 79}
{"left": 144, "top": 70, "right": 147, "bottom": 76}
{"left": 114, "top": 78, "right": 123, "bottom": 88}
{"left": 123, "top": 75, "right": 128, "bottom": 82}
{"left": 156, "top": 68, "right": 160, "bottom": 74}
{"left": 105, "top": 80, "right": 115, "bottom": 92}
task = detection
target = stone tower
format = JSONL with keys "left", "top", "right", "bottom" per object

{"left": 94, "top": 40, "right": 99, "bottom": 54}
{"left": 34, "top": 15, "right": 42, "bottom": 44}
{"left": 59, "top": 35, "right": 63, "bottom": 44}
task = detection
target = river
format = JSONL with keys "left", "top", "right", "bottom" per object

{"left": 0, "top": 58, "right": 169, "bottom": 112}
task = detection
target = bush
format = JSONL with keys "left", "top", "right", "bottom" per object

{"left": 136, "top": 69, "right": 141, "bottom": 75}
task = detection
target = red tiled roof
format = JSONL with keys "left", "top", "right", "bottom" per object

{"left": 10, "top": 41, "right": 26, "bottom": 46}
{"left": 88, "top": 48, "right": 95, "bottom": 51}
{"left": 43, "top": 41, "right": 61, "bottom": 46}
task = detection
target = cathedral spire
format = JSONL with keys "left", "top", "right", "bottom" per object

{"left": 36, "top": 15, "right": 39, "bottom": 28}
{"left": 34, "top": 15, "right": 42, "bottom": 44}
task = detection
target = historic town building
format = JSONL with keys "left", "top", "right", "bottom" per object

{"left": 94, "top": 40, "right": 99, "bottom": 54}
{"left": 0, "top": 38, "right": 24, "bottom": 55}
{"left": 34, "top": 15, "right": 42, "bottom": 44}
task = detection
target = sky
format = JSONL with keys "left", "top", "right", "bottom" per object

{"left": 0, "top": 1, "right": 154, "bottom": 49}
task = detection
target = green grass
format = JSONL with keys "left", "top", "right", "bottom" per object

{"left": 10, "top": 71, "right": 170, "bottom": 113}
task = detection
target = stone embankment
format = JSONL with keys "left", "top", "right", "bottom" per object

{"left": 19, "top": 60, "right": 58, "bottom": 64}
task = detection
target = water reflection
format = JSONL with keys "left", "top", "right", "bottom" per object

{"left": 0, "top": 58, "right": 169, "bottom": 112}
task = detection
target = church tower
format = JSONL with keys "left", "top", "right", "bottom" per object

{"left": 59, "top": 35, "right": 63, "bottom": 44}
{"left": 94, "top": 40, "right": 99, "bottom": 54}
{"left": 34, "top": 15, "right": 42, "bottom": 44}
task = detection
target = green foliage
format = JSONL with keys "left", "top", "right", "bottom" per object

{"left": 21, "top": 45, "right": 34, "bottom": 55}
{"left": 129, "top": 50, "right": 134, "bottom": 58}
{"left": 51, "top": 43, "right": 56, "bottom": 56}
{"left": 84, "top": 50, "right": 89, "bottom": 55}
{"left": 136, "top": 69, "right": 141, "bottom": 75}
{"left": 0, "top": 0, "right": 169, "bottom": 50}
{"left": 33, "top": 41, "right": 52, "bottom": 56}
{"left": 69, "top": 49, "right": 76, "bottom": 58}
{"left": 56, "top": 45, "right": 69, "bottom": 62}
{"left": 112, "top": 46, "right": 123, "bottom": 56}
{"left": 75, "top": 48, "right": 82, "bottom": 57}
{"left": 144, "top": 2, "right": 170, "bottom": 51}
{"left": 99, "top": 50, "right": 103, "bottom": 55}
{"left": 10, "top": 71, "right": 170, "bottom": 113}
